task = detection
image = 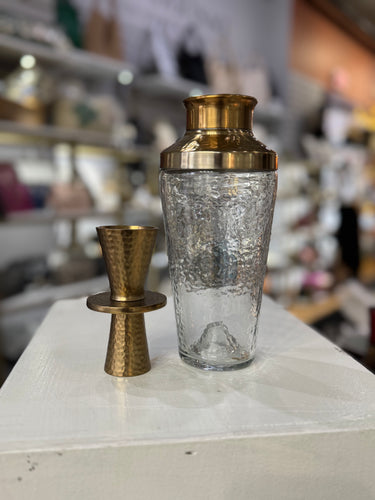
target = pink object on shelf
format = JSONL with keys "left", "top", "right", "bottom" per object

{"left": 0, "top": 164, "right": 34, "bottom": 214}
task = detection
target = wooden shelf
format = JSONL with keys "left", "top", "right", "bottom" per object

{"left": 133, "top": 74, "right": 209, "bottom": 98}
{"left": 1, "top": 208, "right": 119, "bottom": 226}
{"left": 0, "top": 120, "right": 115, "bottom": 147}
{"left": 133, "top": 74, "right": 285, "bottom": 122}
{"left": 0, "top": 120, "right": 156, "bottom": 160}
{"left": 287, "top": 293, "right": 341, "bottom": 324}
{"left": 0, "top": 33, "right": 132, "bottom": 78}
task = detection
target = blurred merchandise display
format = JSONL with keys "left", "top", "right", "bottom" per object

{"left": 266, "top": 157, "right": 336, "bottom": 304}
{"left": 319, "top": 68, "right": 354, "bottom": 147}
{"left": 0, "top": 12, "right": 71, "bottom": 49}
{"left": 152, "top": 119, "right": 178, "bottom": 153}
{"left": 83, "top": 0, "right": 123, "bottom": 60}
{"left": 52, "top": 79, "right": 125, "bottom": 132}
{"left": 3, "top": 61, "right": 56, "bottom": 109}
{"left": 266, "top": 127, "right": 375, "bottom": 311}
{"left": 207, "top": 56, "right": 272, "bottom": 107}
{"left": 0, "top": 163, "right": 33, "bottom": 214}
{"left": 354, "top": 105, "right": 375, "bottom": 133}
{"left": 47, "top": 180, "right": 92, "bottom": 211}
{"left": 56, "top": 0, "right": 82, "bottom": 48}
{"left": 147, "top": 23, "right": 179, "bottom": 78}
{"left": 0, "top": 95, "right": 44, "bottom": 126}
{"left": 205, "top": 57, "right": 238, "bottom": 94}
{"left": 177, "top": 26, "right": 207, "bottom": 84}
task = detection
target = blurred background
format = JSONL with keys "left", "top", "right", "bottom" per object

{"left": 1, "top": 0, "right": 375, "bottom": 383}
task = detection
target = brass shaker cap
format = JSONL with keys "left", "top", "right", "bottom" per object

{"left": 185, "top": 94, "right": 256, "bottom": 130}
{"left": 160, "top": 94, "right": 277, "bottom": 172}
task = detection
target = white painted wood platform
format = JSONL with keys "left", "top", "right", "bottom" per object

{"left": 0, "top": 296, "right": 374, "bottom": 499}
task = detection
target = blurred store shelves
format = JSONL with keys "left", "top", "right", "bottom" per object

{"left": 1, "top": 0, "right": 375, "bottom": 384}
{"left": 0, "top": 33, "right": 133, "bottom": 79}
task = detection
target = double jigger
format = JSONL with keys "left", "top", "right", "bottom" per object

{"left": 87, "top": 226, "right": 166, "bottom": 377}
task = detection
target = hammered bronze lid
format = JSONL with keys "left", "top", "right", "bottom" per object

{"left": 160, "top": 94, "right": 277, "bottom": 172}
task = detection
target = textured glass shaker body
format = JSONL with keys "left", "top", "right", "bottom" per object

{"left": 160, "top": 95, "right": 278, "bottom": 371}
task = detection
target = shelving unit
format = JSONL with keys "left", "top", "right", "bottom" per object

{"left": 133, "top": 73, "right": 285, "bottom": 122}
{"left": 0, "top": 35, "right": 135, "bottom": 284}
{"left": 0, "top": 21, "right": 289, "bottom": 366}
{"left": 0, "top": 34, "right": 162, "bottom": 248}
{"left": 0, "top": 33, "right": 133, "bottom": 78}
{"left": 0, "top": 208, "right": 119, "bottom": 226}
{"left": 0, "top": 120, "right": 115, "bottom": 147}
{"left": 133, "top": 74, "right": 209, "bottom": 98}
{"left": 0, "top": 119, "right": 155, "bottom": 160}
{"left": 0, "top": 30, "right": 145, "bottom": 168}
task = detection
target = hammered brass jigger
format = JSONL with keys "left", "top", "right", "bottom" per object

{"left": 87, "top": 226, "right": 166, "bottom": 377}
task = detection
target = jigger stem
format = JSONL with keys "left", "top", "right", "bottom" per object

{"left": 87, "top": 289, "right": 166, "bottom": 377}
{"left": 105, "top": 313, "right": 151, "bottom": 377}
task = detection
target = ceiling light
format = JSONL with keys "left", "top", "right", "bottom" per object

{"left": 117, "top": 70, "right": 133, "bottom": 86}
{"left": 20, "top": 54, "right": 36, "bottom": 70}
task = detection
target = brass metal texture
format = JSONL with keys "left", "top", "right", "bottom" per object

{"left": 160, "top": 94, "right": 277, "bottom": 172}
{"left": 185, "top": 94, "right": 257, "bottom": 130}
{"left": 104, "top": 313, "right": 151, "bottom": 377}
{"left": 87, "top": 225, "right": 167, "bottom": 377}
{"left": 97, "top": 225, "right": 157, "bottom": 302}
{"left": 87, "top": 290, "right": 167, "bottom": 314}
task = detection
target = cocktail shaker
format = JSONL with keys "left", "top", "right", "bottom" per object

{"left": 160, "top": 94, "right": 277, "bottom": 370}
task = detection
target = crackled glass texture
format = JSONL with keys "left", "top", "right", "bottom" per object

{"left": 160, "top": 170, "right": 277, "bottom": 370}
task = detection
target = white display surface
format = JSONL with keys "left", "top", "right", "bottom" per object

{"left": 0, "top": 296, "right": 374, "bottom": 499}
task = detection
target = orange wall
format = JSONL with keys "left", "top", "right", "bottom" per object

{"left": 290, "top": 0, "right": 375, "bottom": 106}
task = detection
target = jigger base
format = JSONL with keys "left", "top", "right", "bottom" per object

{"left": 86, "top": 290, "right": 167, "bottom": 377}
{"left": 105, "top": 313, "right": 151, "bottom": 377}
